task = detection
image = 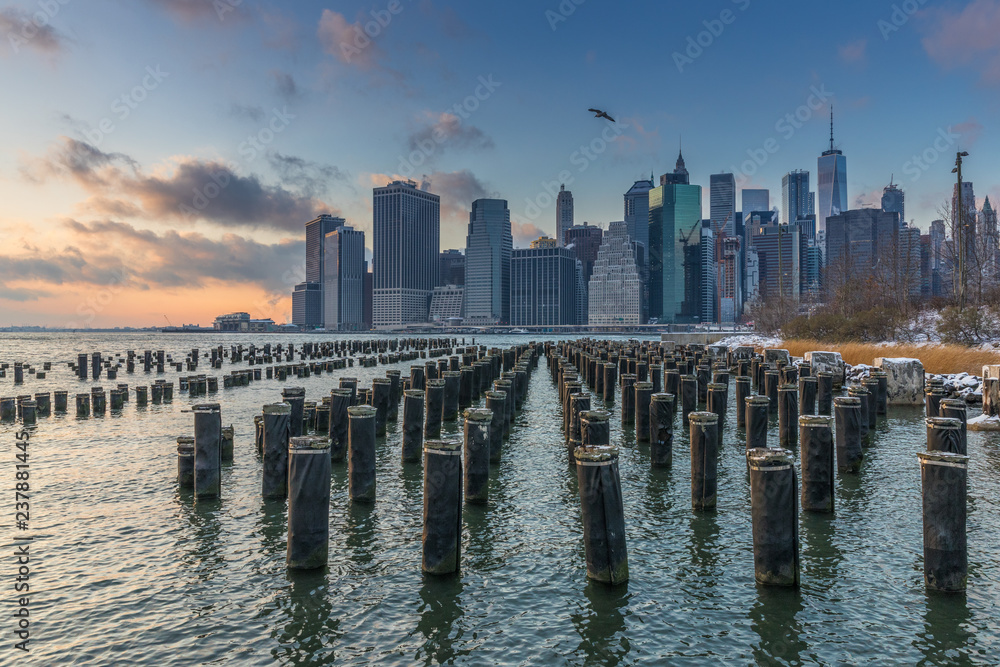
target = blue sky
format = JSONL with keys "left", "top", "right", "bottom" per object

{"left": 1, "top": 0, "right": 998, "bottom": 326}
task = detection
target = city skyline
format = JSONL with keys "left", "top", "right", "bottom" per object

{"left": 2, "top": 0, "right": 999, "bottom": 327}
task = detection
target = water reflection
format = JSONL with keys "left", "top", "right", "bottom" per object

{"left": 572, "top": 580, "right": 631, "bottom": 665}
{"left": 416, "top": 574, "right": 465, "bottom": 666}
{"left": 346, "top": 503, "right": 378, "bottom": 570}
{"left": 750, "top": 586, "right": 806, "bottom": 665}
{"left": 688, "top": 510, "right": 721, "bottom": 575}
{"left": 271, "top": 568, "right": 340, "bottom": 665}
{"left": 917, "top": 589, "right": 974, "bottom": 664}
{"left": 256, "top": 498, "right": 287, "bottom": 561}
{"left": 800, "top": 512, "right": 843, "bottom": 584}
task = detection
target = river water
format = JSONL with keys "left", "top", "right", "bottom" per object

{"left": 1, "top": 332, "right": 999, "bottom": 665}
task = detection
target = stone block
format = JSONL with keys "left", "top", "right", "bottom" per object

{"left": 874, "top": 357, "right": 925, "bottom": 405}
{"left": 804, "top": 351, "right": 845, "bottom": 386}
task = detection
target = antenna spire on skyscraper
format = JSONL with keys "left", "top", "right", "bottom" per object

{"left": 829, "top": 106, "right": 835, "bottom": 152}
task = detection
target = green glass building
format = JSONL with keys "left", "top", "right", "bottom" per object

{"left": 649, "top": 180, "right": 703, "bottom": 324}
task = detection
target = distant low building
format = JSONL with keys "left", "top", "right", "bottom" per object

{"left": 214, "top": 312, "right": 276, "bottom": 332}
{"left": 214, "top": 312, "right": 250, "bottom": 331}
{"left": 430, "top": 285, "right": 464, "bottom": 322}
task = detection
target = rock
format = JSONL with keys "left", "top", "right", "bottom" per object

{"left": 732, "top": 346, "right": 755, "bottom": 361}
{"left": 968, "top": 414, "right": 1000, "bottom": 431}
{"left": 764, "top": 348, "right": 791, "bottom": 367}
{"left": 874, "top": 357, "right": 925, "bottom": 405}
{"left": 805, "top": 351, "right": 846, "bottom": 387}
{"left": 982, "top": 364, "right": 1000, "bottom": 380}
{"left": 707, "top": 344, "right": 728, "bottom": 360}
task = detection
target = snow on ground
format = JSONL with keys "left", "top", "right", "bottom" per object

{"left": 845, "top": 364, "right": 984, "bottom": 404}
{"left": 968, "top": 414, "right": 1000, "bottom": 431}
{"left": 715, "top": 334, "right": 783, "bottom": 349}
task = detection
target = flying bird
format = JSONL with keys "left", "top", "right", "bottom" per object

{"left": 588, "top": 108, "right": 616, "bottom": 122}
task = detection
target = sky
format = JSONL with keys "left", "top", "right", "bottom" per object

{"left": 1, "top": 0, "right": 999, "bottom": 328}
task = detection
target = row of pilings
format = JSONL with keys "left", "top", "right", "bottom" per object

{"left": 549, "top": 338, "right": 967, "bottom": 593}
{"left": 174, "top": 341, "right": 542, "bottom": 575}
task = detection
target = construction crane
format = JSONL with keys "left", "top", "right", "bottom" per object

{"left": 163, "top": 315, "right": 173, "bottom": 328}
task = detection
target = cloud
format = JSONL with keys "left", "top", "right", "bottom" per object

{"left": 22, "top": 137, "right": 328, "bottom": 231}
{"left": 838, "top": 39, "right": 867, "bottom": 64}
{"left": 269, "top": 69, "right": 300, "bottom": 100}
{"left": 853, "top": 187, "right": 884, "bottom": 210}
{"left": 146, "top": 0, "right": 248, "bottom": 24}
{"left": 318, "top": 9, "right": 383, "bottom": 69}
{"left": 511, "top": 220, "right": 545, "bottom": 248}
{"left": 419, "top": 0, "right": 479, "bottom": 40}
{"left": 267, "top": 152, "right": 349, "bottom": 197}
{"left": 921, "top": 0, "right": 1000, "bottom": 84}
{"left": 229, "top": 103, "right": 266, "bottom": 123}
{"left": 407, "top": 112, "right": 494, "bottom": 156}
{"left": 0, "top": 220, "right": 305, "bottom": 297}
{"left": 953, "top": 117, "right": 984, "bottom": 147}
{"left": 0, "top": 7, "right": 71, "bottom": 59}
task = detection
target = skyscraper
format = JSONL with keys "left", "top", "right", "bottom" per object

{"left": 323, "top": 224, "right": 365, "bottom": 331}
{"left": 741, "top": 189, "right": 769, "bottom": 218}
{"left": 556, "top": 185, "right": 574, "bottom": 246}
{"left": 292, "top": 282, "right": 322, "bottom": 329}
{"left": 624, "top": 178, "right": 654, "bottom": 249}
{"left": 781, "top": 171, "right": 810, "bottom": 224}
{"left": 510, "top": 240, "right": 577, "bottom": 326}
{"left": 564, "top": 222, "right": 604, "bottom": 284}
{"left": 700, "top": 221, "right": 716, "bottom": 322}
{"left": 817, "top": 109, "right": 848, "bottom": 237}
{"left": 825, "top": 209, "right": 903, "bottom": 293}
{"left": 710, "top": 173, "right": 736, "bottom": 236}
{"left": 438, "top": 249, "right": 465, "bottom": 286}
{"left": 306, "top": 214, "right": 344, "bottom": 283}
{"left": 882, "top": 179, "right": 905, "bottom": 223}
{"left": 300, "top": 214, "right": 344, "bottom": 325}
{"left": 464, "top": 198, "right": 512, "bottom": 325}
{"left": 588, "top": 221, "right": 641, "bottom": 326}
{"left": 649, "top": 157, "right": 703, "bottom": 323}
{"left": 372, "top": 179, "right": 440, "bottom": 328}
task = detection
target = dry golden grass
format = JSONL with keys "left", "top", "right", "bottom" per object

{"left": 765, "top": 339, "right": 1000, "bottom": 376}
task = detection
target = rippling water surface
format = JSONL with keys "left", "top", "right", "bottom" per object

{"left": 2, "top": 332, "right": 999, "bottom": 665}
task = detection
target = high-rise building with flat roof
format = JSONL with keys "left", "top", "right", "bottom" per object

{"left": 464, "top": 198, "right": 512, "bottom": 325}
{"left": 511, "top": 242, "right": 577, "bottom": 326}
{"left": 710, "top": 173, "right": 736, "bottom": 237}
{"left": 438, "top": 249, "right": 465, "bottom": 286}
{"left": 323, "top": 224, "right": 365, "bottom": 331}
{"left": 782, "top": 171, "right": 810, "bottom": 225}
{"left": 741, "top": 189, "right": 769, "bottom": 220}
{"left": 292, "top": 282, "right": 323, "bottom": 329}
{"left": 556, "top": 185, "right": 574, "bottom": 246}
{"left": 372, "top": 179, "right": 440, "bottom": 328}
